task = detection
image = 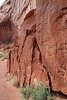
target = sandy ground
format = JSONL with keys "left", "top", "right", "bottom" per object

{"left": 0, "top": 60, "right": 19, "bottom": 100}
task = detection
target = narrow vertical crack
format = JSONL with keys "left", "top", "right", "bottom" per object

{"left": 36, "top": 43, "right": 42, "bottom": 63}
{"left": 29, "top": 37, "right": 42, "bottom": 85}
{"left": 43, "top": 66, "right": 52, "bottom": 89}
{"left": 9, "top": 50, "right": 11, "bottom": 73}
{"left": 31, "top": 38, "right": 42, "bottom": 63}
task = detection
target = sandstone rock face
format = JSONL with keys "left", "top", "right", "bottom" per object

{"left": 0, "top": 0, "right": 13, "bottom": 42}
{"left": 36, "top": 0, "right": 67, "bottom": 95}
{"left": 7, "top": 0, "right": 49, "bottom": 87}
{"left": 9, "top": 0, "right": 36, "bottom": 35}
{"left": 7, "top": 0, "right": 67, "bottom": 95}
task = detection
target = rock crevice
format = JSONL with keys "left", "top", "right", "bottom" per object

{"left": 6, "top": 0, "right": 67, "bottom": 95}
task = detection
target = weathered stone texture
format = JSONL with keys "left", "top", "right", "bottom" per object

{"left": 9, "top": 0, "right": 36, "bottom": 33}
{"left": 36, "top": 0, "right": 67, "bottom": 95}
{"left": 0, "top": 0, "right": 13, "bottom": 42}
{"left": 7, "top": 0, "right": 67, "bottom": 95}
{"left": 7, "top": 12, "right": 49, "bottom": 87}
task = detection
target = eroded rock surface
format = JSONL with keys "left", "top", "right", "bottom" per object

{"left": 7, "top": 0, "right": 49, "bottom": 87}
{"left": 0, "top": 0, "right": 13, "bottom": 42}
{"left": 7, "top": 0, "right": 67, "bottom": 95}
{"left": 36, "top": 0, "right": 67, "bottom": 95}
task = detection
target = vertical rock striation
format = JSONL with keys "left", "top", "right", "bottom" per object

{"left": 7, "top": 0, "right": 67, "bottom": 95}
{"left": 36, "top": 0, "right": 67, "bottom": 95}
{"left": 7, "top": 0, "right": 49, "bottom": 87}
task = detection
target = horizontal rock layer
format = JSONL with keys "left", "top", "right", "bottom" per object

{"left": 7, "top": 0, "right": 67, "bottom": 95}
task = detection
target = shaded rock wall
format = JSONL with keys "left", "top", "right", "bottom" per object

{"left": 7, "top": 0, "right": 67, "bottom": 95}
{"left": 0, "top": 20, "right": 13, "bottom": 42}
{"left": 0, "top": 0, "right": 13, "bottom": 42}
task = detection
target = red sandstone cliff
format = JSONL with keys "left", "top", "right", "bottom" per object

{"left": 5, "top": 0, "right": 67, "bottom": 95}
{"left": 36, "top": 0, "right": 67, "bottom": 95}
{"left": 0, "top": 0, "right": 13, "bottom": 43}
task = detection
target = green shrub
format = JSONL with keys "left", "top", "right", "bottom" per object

{"left": 31, "top": 83, "right": 52, "bottom": 100}
{"left": 0, "top": 54, "right": 3, "bottom": 58}
{"left": 0, "top": 54, "right": 8, "bottom": 60}
{"left": 20, "top": 83, "right": 53, "bottom": 100}
{"left": 20, "top": 83, "right": 32, "bottom": 99}
{"left": 2, "top": 50, "right": 8, "bottom": 54}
